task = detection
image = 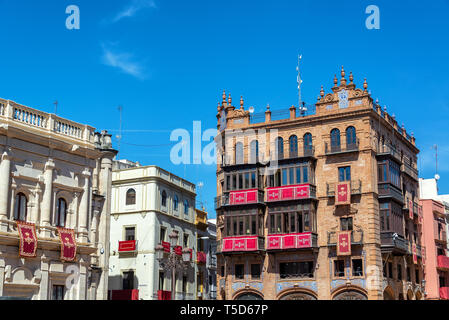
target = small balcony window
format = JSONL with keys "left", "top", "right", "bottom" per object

{"left": 235, "top": 264, "right": 244, "bottom": 280}
{"left": 334, "top": 259, "right": 345, "bottom": 277}
{"left": 13, "top": 193, "right": 27, "bottom": 221}
{"left": 251, "top": 264, "right": 261, "bottom": 279}
{"left": 352, "top": 259, "right": 363, "bottom": 277}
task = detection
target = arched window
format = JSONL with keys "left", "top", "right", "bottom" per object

{"left": 276, "top": 137, "right": 284, "bottom": 160}
{"left": 330, "top": 128, "right": 341, "bottom": 151}
{"left": 14, "top": 193, "right": 27, "bottom": 221}
{"left": 346, "top": 126, "right": 357, "bottom": 148}
{"left": 55, "top": 198, "right": 67, "bottom": 227}
{"left": 235, "top": 142, "right": 244, "bottom": 164}
{"left": 304, "top": 133, "right": 313, "bottom": 155}
{"left": 126, "top": 188, "right": 136, "bottom": 205}
{"left": 184, "top": 200, "right": 189, "bottom": 215}
{"left": 250, "top": 140, "right": 259, "bottom": 164}
{"left": 174, "top": 195, "right": 179, "bottom": 211}
{"left": 289, "top": 135, "right": 298, "bottom": 158}
{"left": 161, "top": 190, "right": 167, "bottom": 207}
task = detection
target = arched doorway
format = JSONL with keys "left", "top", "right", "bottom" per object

{"left": 235, "top": 292, "right": 263, "bottom": 300}
{"left": 280, "top": 292, "right": 317, "bottom": 300}
{"left": 333, "top": 290, "right": 367, "bottom": 300}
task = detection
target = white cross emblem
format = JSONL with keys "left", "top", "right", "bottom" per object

{"left": 270, "top": 238, "right": 279, "bottom": 246}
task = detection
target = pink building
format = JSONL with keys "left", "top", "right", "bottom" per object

{"left": 420, "top": 198, "right": 449, "bottom": 299}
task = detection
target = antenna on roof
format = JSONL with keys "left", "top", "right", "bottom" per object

{"left": 297, "top": 54, "right": 307, "bottom": 116}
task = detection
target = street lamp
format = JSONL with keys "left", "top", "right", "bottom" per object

{"left": 156, "top": 230, "right": 191, "bottom": 300}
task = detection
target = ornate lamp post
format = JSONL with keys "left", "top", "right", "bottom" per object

{"left": 155, "top": 230, "right": 191, "bottom": 300}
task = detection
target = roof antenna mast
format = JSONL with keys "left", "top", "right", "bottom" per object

{"left": 297, "top": 54, "right": 306, "bottom": 116}
{"left": 116, "top": 105, "right": 123, "bottom": 160}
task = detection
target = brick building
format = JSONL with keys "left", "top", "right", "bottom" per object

{"left": 214, "top": 67, "right": 424, "bottom": 300}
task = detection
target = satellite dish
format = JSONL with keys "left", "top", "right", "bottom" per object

{"left": 249, "top": 106, "right": 255, "bottom": 114}
{"left": 435, "top": 174, "right": 440, "bottom": 181}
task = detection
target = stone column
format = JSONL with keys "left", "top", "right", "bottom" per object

{"left": 78, "top": 169, "right": 91, "bottom": 243}
{"left": 40, "top": 159, "right": 55, "bottom": 237}
{"left": 0, "top": 149, "right": 11, "bottom": 231}
{"left": 0, "top": 256, "right": 5, "bottom": 296}
{"left": 31, "top": 184, "right": 42, "bottom": 224}
{"left": 77, "top": 258, "right": 88, "bottom": 300}
{"left": 39, "top": 255, "right": 50, "bottom": 300}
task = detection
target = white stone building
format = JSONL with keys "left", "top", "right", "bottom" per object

{"left": 0, "top": 98, "right": 116, "bottom": 299}
{"left": 109, "top": 164, "right": 198, "bottom": 300}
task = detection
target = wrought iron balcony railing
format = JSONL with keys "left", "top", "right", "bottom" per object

{"left": 325, "top": 139, "right": 359, "bottom": 155}
{"left": 326, "top": 180, "right": 362, "bottom": 197}
{"left": 401, "top": 162, "right": 419, "bottom": 181}
{"left": 378, "top": 183, "right": 404, "bottom": 204}
{"left": 327, "top": 230, "right": 364, "bottom": 246}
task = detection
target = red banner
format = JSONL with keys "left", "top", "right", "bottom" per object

{"left": 266, "top": 233, "right": 312, "bottom": 250}
{"left": 409, "top": 199, "right": 413, "bottom": 220}
{"left": 337, "top": 231, "right": 351, "bottom": 256}
{"left": 57, "top": 228, "right": 77, "bottom": 262}
{"left": 162, "top": 241, "right": 170, "bottom": 253}
{"left": 412, "top": 243, "right": 417, "bottom": 264}
{"left": 157, "top": 290, "right": 171, "bottom": 300}
{"left": 118, "top": 240, "right": 136, "bottom": 252}
{"left": 17, "top": 221, "right": 37, "bottom": 258}
{"left": 335, "top": 182, "right": 351, "bottom": 205}
{"left": 174, "top": 245, "right": 182, "bottom": 256}
{"left": 229, "top": 189, "right": 258, "bottom": 205}
{"left": 418, "top": 205, "right": 423, "bottom": 224}
{"left": 266, "top": 184, "right": 310, "bottom": 202}
{"left": 222, "top": 236, "right": 259, "bottom": 252}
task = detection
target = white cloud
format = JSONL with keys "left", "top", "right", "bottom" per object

{"left": 111, "top": 0, "right": 156, "bottom": 23}
{"left": 101, "top": 44, "right": 146, "bottom": 79}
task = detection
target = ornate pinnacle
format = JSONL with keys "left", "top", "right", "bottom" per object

{"left": 320, "top": 85, "right": 325, "bottom": 97}
{"left": 349, "top": 72, "right": 354, "bottom": 83}
{"left": 240, "top": 96, "right": 244, "bottom": 108}
{"left": 363, "top": 78, "right": 368, "bottom": 92}
{"left": 228, "top": 93, "right": 232, "bottom": 105}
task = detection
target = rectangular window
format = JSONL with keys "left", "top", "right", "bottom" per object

{"left": 296, "top": 167, "right": 301, "bottom": 184}
{"left": 290, "top": 213, "right": 296, "bottom": 233}
{"left": 279, "top": 261, "right": 314, "bottom": 279}
{"left": 303, "top": 166, "right": 308, "bottom": 183}
{"left": 303, "top": 212, "right": 310, "bottom": 231}
{"left": 251, "top": 172, "right": 256, "bottom": 188}
{"left": 160, "top": 227, "right": 166, "bottom": 243}
{"left": 251, "top": 264, "right": 261, "bottom": 279}
{"left": 388, "top": 262, "right": 393, "bottom": 278}
{"left": 52, "top": 285, "right": 64, "bottom": 300}
{"left": 415, "top": 269, "right": 419, "bottom": 284}
{"left": 125, "top": 227, "right": 135, "bottom": 241}
{"left": 183, "top": 234, "right": 189, "bottom": 247}
{"left": 289, "top": 167, "right": 294, "bottom": 185}
{"left": 352, "top": 259, "right": 363, "bottom": 277}
{"left": 297, "top": 212, "right": 303, "bottom": 232}
{"left": 339, "top": 166, "right": 351, "bottom": 182}
{"left": 270, "top": 215, "right": 275, "bottom": 234}
{"left": 334, "top": 260, "right": 345, "bottom": 277}
{"left": 235, "top": 264, "right": 244, "bottom": 280}
{"left": 244, "top": 173, "right": 250, "bottom": 189}
{"left": 159, "top": 271, "right": 165, "bottom": 291}
{"left": 397, "top": 265, "right": 402, "bottom": 280}
{"left": 340, "top": 217, "right": 353, "bottom": 231}
{"left": 123, "top": 271, "right": 134, "bottom": 290}
{"left": 282, "top": 169, "right": 288, "bottom": 186}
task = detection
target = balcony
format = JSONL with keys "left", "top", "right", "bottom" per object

{"left": 266, "top": 232, "right": 318, "bottom": 251}
{"left": 440, "top": 287, "right": 449, "bottom": 300}
{"left": 217, "top": 236, "right": 265, "bottom": 254}
{"left": 401, "top": 162, "right": 419, "bottom": 181}
{"left": 280, "top": 146, "right": 316, "bottom": 161}
{"left": 380, "top": 232, "right": 409, "bottom": 255}
{"left": 437, "top": 255, "right": 449, "bottom": 270}
{"left": 403, "top": 200, "right": 419, "bottom": 219}
{"left": 327, "top": 230, "right": 363, "bottom": 246}
{"left": 324, "top": 140, "right": 359, "bottom": 155}
{"left": 196, "top": 251, "right": 207, "bottom": 264}
{"left": 109, "top": 289, "right": 139, "bottom": 300}
{"left": 195, "top": 208, "right": 208, "bottom": 230}
{"left": 266, "top": 184, "right": 316, "bottom": 203}
{"left": 215, "top": 189, "right": 264, "bottom": 209}
{"left": 436, "top": 231, "right": 447, "bottom": 244}
{"left": 118, "top": 240, "right": 137, "bottom": 253}
{"left": 376, "top": 144, "right": 402, "bottom": 164}
{"left": 326, "top": 180, "right": 362, "bottom": 197}
{"left": 378, "top": 183, "right": 404, "bottom": 204}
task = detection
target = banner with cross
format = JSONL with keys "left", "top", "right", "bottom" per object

{"left": 17, "top": 221, "right": 38, "bottom": 258}
{"left": 335, "top": 182, "right": 351, "bottom": 206}
{"left": 336, "top": 231, "right": 352, "bottom": 256}
{"left": 57, "top": 227, "right": 77, "bottom": 262}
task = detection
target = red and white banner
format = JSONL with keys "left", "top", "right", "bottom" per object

{"left": 412, "top": 243, "right": 417, "bottom": 264}
{"left": 266, "top": 233, "right": 312, "bottom": 250}
{"left": 118, "top": 240, "right": 136, "bottom": 252}
{"left": 418, "top": 205, "right": 423, "bottom": 225}
{"left": 17, "top": 221, "right": 37, "bottom": 258}
{"left": 409, "top": 199, "right": 413, "bottom": 220}
{"left": 174, "top": 245, "right": 182, "bottom": 256}
{"left": 335, "top": 182, "right": 351, "bottom": 205}
{"left": 229, "top": 189, "right": 258, "bottom": 205}
{"left": 336, "top": 231, "right": 351, "bottom": 256}
{"left": 57, "top": 228, "right": 77, "bottom": 262}
{"left": 266, "top": 184, "right": 311, "bottom": 202}
{"left": 222, "top": 236, "right": 258, "bottom": 252}
{"left": 162, "top": 241, "right": 170, "bottom": 253}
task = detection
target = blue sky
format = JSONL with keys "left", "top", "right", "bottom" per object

{"left": 0, "top": 0, "right": 448, "bottom": 218}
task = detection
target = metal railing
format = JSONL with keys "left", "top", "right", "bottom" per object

{"left": 376, "top": 144, "right": 402, "bottom": 163}
{"left": 214, "top": 190, "right": 265, "bottom": 209}
{"left": 325, "top": 139, "right": 359, "bottom": 155}
{"left": 401, "top": 162, "right": 419, "bottom": 181}
{"left": 327, "top": 229, "right": 364, "bottom": 246}
{"left": 378, "top": 183, "right": 404, "bottom": 204}
{"left": 380, "top": 232, "right": 409, "bottom": 253}
{"left": 326, "top": 180, "right": 362, "bottom": 197}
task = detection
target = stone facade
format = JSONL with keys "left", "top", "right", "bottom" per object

{"left": 109, "top": 164, "right": 198, "bottom": 300}
{"left": 0, "top": 98, "right": 116, "bottom": 299}
{"left": 214, "top": 68, "right": 424, "bottom": 300}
